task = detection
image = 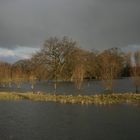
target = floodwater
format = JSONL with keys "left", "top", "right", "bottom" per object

{"left": 0, "top": 78, "right": 137, "bottom": 94}
{"left": 0, "top": 78, "right": 140, "bottom": 140}
{"left": 0, "top": 101, "right": 139, "bottom": 140}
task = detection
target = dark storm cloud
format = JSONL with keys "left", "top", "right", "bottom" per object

{"left": 0, "top": 0, "right": 140, "bottom": 50}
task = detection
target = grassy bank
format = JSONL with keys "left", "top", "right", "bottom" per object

{"left": 0, "top": 92, "right": 140, "bottom": 105}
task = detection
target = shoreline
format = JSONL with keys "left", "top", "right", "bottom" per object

{"left": 0, "top": 92, "right": 140, "bottom": 105}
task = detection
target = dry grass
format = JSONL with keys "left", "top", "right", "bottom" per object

{"left": 0, "top": 92, "right": 140, "bottom": 105}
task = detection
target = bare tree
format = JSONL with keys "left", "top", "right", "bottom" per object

{"left": 131, "top": 51, "right": 140, "bottom": 93}
{"left": 40, "top": 36, "right": 76, "bottom": 92}
{"left": 98, "top": 48, "right": 124, "bottom": 93}
{"left": 84, "top": 51, "right": 99, "bottom": 79}
{"left": 12, "top": 65, "right": 25, "bottom": 88}
{"left": 121, "top": 52, "right": 131, "bottom": 77}
{"left": 72, "top": 64, "right": 85, "bottom": 90}
{"left": 68, "top": 47, "right": 87, "bottom": 90}
{"left": 31, "top": 52, "right": 49, "bottom": 81}
{"left": 0, "top": 62, "right": 12, "bottom": 87}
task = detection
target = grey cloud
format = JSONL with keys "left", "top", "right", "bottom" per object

{"left": 0, "top": 0, "right": 140, "bottom": 50}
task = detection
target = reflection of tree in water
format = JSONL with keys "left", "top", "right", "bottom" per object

{"left": 72, "top": 64, "right": 85, "bottom": 90}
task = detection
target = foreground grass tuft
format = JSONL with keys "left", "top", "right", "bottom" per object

{"left": 0, "top": 92, "right": 140, "bottom": 105}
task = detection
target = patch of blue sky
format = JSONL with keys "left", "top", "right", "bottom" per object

{"left": 13, "top": 46, "right": 39, "bottom": 58}
{"left": 0, "top": 46, "right": 40, "bottom": 63}
{"left": 121, "top": 44, "right": 140, "bottom": 53}
{"left": 0, "top": 46, "right": 39, "bottom": 59}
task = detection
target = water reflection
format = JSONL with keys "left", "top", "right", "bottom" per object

{"left": 0, "top": 78, "right": 136, "bottom": 95}
{"left": 0, "top": 101, "right": 139, "bottom": 140}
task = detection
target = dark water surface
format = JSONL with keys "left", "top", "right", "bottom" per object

{"left": 0, "top": 101, "right": 140, "bottom": 140}
{"left": 0, "top": 78, "right": 137, "bottom": 95}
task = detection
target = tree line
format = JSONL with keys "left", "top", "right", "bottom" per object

{"left": 0, "top": 36, "right": 140, "bottom": 93}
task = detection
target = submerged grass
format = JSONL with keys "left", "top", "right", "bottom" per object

{"left": 0, "top": 92, "right": 140, "bottom": 105}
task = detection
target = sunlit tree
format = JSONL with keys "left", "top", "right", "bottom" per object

{"left": 0, "top": 62, "right": 12, "bottom": 87}
{"left": 39, "top": 36, "right": 77, "bottom": 92}
{"left": 69, "top": 47, "right": 87, "bottom": 90}
{"left": 97, "top": 48, "right": 124, "bottom": 93}
{"left": 131, "top": 51, "right": 140, "bottom": 93}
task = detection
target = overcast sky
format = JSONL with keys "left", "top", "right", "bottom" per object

{"left": 0, "top": 0, "right": 140, "bottom": 62}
